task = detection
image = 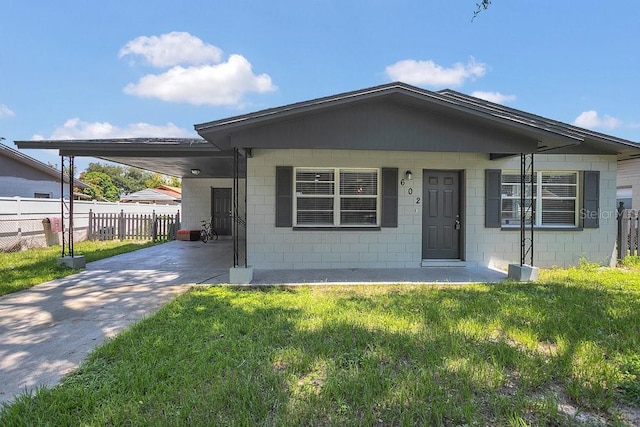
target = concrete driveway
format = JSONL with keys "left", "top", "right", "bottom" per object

{"left": 0, "top": 240, "right": 231, "bottom": 405}
{"left": 1, "top": 239, "right": 506, "bottom": 405}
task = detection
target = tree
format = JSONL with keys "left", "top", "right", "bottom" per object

{"left": 79, "top": 171, "right": 120, "bottom": 202}
{"left": 144, "top": 173, "right": 171, "bottom": 189}
{"left": 473, "top": 0, "right": 491, "bottom": 20}
{"left": 84, "top": 163, "right": 137, "bottom": 195}
{"left": 83, "top": 162, "right": 181, "bottom": 196}
{"left": 168, "top": 175, "right": 182, "bottom": 188}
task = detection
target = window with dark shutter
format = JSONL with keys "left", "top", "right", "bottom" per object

{"left": 498, "top": 171, "right": 597, "bottom": 228}
{"left": 293, "top": 167, "right": 380, "bottom": 227}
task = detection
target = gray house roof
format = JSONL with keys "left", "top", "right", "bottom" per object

{"left": 437, "top": 89, "right": 640, "bottom": 158}
{"left": 0, "top": 143, "right": 88, "bottom": 188}
{"left": 14, "top": 82, "right": 640, "bottom": 177}
{"left": 195, "top": 82, "right": 640, "bottom": 159}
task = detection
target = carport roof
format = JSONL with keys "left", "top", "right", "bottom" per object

{"left": 14, "top": 138, "right": 243, "bottom": 179}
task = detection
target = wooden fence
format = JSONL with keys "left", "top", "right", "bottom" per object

{"left": 617, "top": 206, "right": 640, "bottom": 260}
{"left": 88, "top": 209, "right": 180, "bottom": 242}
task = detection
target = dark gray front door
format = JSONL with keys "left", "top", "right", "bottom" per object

{"left": 422, "top": 170, "right": 461, "bottom": 259}
{"left": 211, "top": 188, "right": 232, "bottom": 236}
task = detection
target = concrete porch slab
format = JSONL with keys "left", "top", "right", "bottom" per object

{"left": 246, "top": 266, "right": 507, "bottom": 286}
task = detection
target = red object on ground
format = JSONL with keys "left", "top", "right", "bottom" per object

{"left": 177, "top": 229, "right": 200, "bottom": 241}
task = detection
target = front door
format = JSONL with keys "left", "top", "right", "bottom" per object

{"left": 422, "top": 170, "right": 461, "bottom": 259}
{"left": 211, "top": 188, "right": 232, "bottom": 236}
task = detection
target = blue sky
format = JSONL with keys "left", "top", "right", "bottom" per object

{"left": 1, "top": 1, "right": 639, "bottom": 171}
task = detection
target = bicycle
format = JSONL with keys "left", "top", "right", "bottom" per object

{"left": 200, "top": 217, "right": 218, "bottom": 243}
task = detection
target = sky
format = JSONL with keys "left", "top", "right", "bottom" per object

{"left": 1, "top": 1, "right": 639, "bottom": 172}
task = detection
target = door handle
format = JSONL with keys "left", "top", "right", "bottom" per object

{"left": 454, "top": 215, "right": 461, "bottom": 230}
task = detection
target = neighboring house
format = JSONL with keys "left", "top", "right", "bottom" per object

{"left": 121, "top": 185, "right": 181, "bottom": 205}
{"left": 15, "top": 83, "right": 640, "bottom": 274}
{"left": 0, "top": 143, "right": 87, "bottom": 198}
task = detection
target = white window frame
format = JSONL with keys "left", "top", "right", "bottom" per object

{"left": 501, "top": 170, "right": 579, "bottom": 228}
{"left": 293, "top": 167, "right": 381, "bottom": 227}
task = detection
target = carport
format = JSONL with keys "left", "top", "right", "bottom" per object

{"left": 15, "top": 138, "right": 248, "bottom": 275}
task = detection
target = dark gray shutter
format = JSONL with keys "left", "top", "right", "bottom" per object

{"left": 381, "top": 168, "right": 398, "bottom": 227}
{"left": 583, "top": 170, "right": 599, "bottom": 229}
{"left": 485, "top": 169, "right": 502, "bottom": 228}
{"left": 275, "top": 166, "right": 293, "bottom": 227}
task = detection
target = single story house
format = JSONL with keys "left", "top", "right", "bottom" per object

{"left": 16, "top": 82, "right": 640, "bottom": 279}
{"left": 0, "top": 143, "right": 88, "bottom": 199}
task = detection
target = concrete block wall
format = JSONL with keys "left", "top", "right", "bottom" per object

{"left": 181, "top": 177, "right": 244, "bottom": 230}
{"left": 246, "top": 149, "right": 617, "bottom": 270}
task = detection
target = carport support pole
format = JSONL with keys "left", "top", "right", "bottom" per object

{"left": 509, "top": 152, "right": 537, "bottom": 281}
{"left": 57, "top": 155, "right": 85, "bottom": 269}
{"left": 60, "top": 155, "right": 74, "bottom": 258}
{"left": 233, "top": 147, "right": 239, "bottom": 267}
{"left": 229, "top": 146, "right": 253, "bottom": 284}
{"left": 233, "top": 147, "right": 247, "bottom": 268}
{"left": 520, "top": 152, "right": 534, "bottom": 266}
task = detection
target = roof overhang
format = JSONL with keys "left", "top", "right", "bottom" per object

{"left": 14, "top": 138, "right": 244, "bottom": 178}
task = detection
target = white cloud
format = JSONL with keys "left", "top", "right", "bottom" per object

{"left": 123, "top": 54, "right": 275, "bottom": 106}
{"left": 35, "top": 118, "right": 193, "bottom": 140}
{"left": 471, "top": 91, "right": 516, "bottom": 105}
{"left": 118, "top": 31, "right": 223, "bottom": 67}
{"left": 0, "top": 104, "right": 16, "bottom": 117}
{"left": 120, "top": 32, "right": 276, "bottom": 106}
{"left": 385, "top": 58, "right": 486, "bottom": 87}
{"left": 573, "top": 110, "right": 622, "bottom": 130}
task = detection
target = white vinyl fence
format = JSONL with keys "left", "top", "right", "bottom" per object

{"left": 0, "top": 197, "right": 180, "bottom": 252}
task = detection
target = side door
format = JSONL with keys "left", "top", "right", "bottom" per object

{"left": 211, "top": 187, "right": 232, "bottom": 236}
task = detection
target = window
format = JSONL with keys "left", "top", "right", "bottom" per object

{"left": 501, "top": 171, "right": 579, "bottom": 227}
{"left": 294, "top": 168, "right": 379, "bottom": 227}
{"left": 33, "top": 192, "right": 52, "bottom": 198}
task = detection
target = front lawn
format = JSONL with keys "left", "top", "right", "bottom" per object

{"left": 1, "top": 265, "right": 639, "bottom": 425}
{"left": 0, "top": 240, "right": 158, "bottom": 296}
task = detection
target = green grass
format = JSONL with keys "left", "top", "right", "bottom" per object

{"left": 1, "top": 264, "right": 639, "bottom": 426}
{"left": 0, "top": 240, "right": 158, "bottom": 296}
